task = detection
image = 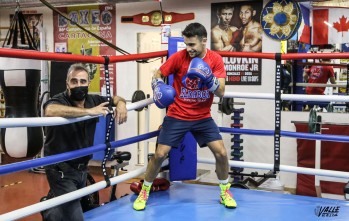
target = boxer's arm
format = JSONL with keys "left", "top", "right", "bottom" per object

{"left": 214, "top": 78, "right": 225, "bottom": 98}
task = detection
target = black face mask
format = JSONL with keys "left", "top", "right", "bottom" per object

{"left": 69, "top": 86, "right": 88, "bottom": 101}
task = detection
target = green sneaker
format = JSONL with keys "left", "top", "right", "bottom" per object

{"left": 133, "top": 184, "right": 151, "bottom": 211}
{"left": 219, "top": 183, "right": 237, "bottom": 208}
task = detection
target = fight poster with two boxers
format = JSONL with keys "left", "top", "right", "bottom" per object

{"left": 211, "top": 1, "right": 263, "bottom": 85}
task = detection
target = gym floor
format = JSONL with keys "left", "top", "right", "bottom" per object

{"left": 0, "top": 158, "right": 134, "bottom": 221}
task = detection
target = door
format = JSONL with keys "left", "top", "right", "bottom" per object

{"left": 137, "top": 32, "right": 165, "bottom": 164}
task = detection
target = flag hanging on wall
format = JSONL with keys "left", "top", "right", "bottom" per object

{"left": 313, "top": 8, "right": 349, "bottom": 45}
{"left": 298, "top": 4, "right": 310, "bottom": 44}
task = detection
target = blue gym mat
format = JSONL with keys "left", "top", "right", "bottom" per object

{"left": 84, "top": 182, "right": 349, "bottom": 221}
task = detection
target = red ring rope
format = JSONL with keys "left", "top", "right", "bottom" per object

{"left": 282, "top": 52, "right": 349, "bottom": 60}
{"left": 217, "top": 51, "right": 349, "bottom": 60}
{"left": 0, "top": 48, "right": 167, "bottom": 63}
{"left": 1, "top": 48, "right": 349, "bottom": 63}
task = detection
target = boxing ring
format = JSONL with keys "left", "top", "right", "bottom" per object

{"left": 85, "top": 182, "right": 349, "bottom": 221}
{"left": 1, "top": 48, "right": 349, "bottom": 221}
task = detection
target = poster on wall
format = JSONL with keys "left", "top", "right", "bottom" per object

{"left": 53, "top": 5, "right": 116, "bottom": 95}
{"left": 211, "top": 1, "right": 263, "bottom": 85}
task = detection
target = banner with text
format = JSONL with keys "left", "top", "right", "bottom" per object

{"left": 211, "top": 1, "right": 263, "bottom": 85}
{"left": 53, "top": 5, "right": 116, "bottom": 95}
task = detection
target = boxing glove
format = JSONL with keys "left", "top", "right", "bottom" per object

{"left": 151, "top": 78, "right": 164, "bottom": 90}
{"left": 130, "top": 178, "right": 171, "bottom": 194}
{"left": 153, "top": 83, "right": 176, "bottom": 109}
{"left": 130, "top": 181, "right": 143, "bottom": 194}
{"left": 152, "top": 178, "right": 170, "bottom": 191}
{"left": 185, "top": 57, "right": 220, "bottom": 92}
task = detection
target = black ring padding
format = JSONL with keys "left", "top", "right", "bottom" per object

{"left": 102, "top": 142, "right": 112, "bottom": 188}
{"left": 274, "top": 129, "right": 281, "bottom": 134}
{"left": 274, "top": 53, "right": 282, "bottom": 61}
{"left": 105, "top": 142, "right": 111, "bottom": 152}
{"left": 103, "top": 56, "right": 110, "bottom": 66}
{"left": 132, "top": 90, "right": 146, "bottom": 112}
{"left": 274, "top": 54, "right": 282, "bottom": 173}
{"left": 107, "top": 100, "right": 114, "bottom": 114}
{"left": 105, "top": 179, "right": 111, "bottom": 188}
{"left": 273, "top": 165, "right": 280, "bottom": 174}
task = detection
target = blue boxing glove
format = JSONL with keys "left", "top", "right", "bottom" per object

{"left": 151, "top": 78, "right": 164, "bottom": 90}
{"left": 185, "top": 57, "right": 220, "bottom": 92}
{"left": 152, "top": 78, "right": 176, "bottom": 109}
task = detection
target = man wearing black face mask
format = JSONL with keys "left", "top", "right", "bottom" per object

{"left": 41, "top": 63, "right": 127, "bottom": 221}
{"left": 69, "top": 85, "right": 89, "bottom": 101}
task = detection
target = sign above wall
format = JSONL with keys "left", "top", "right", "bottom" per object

{"left": 121, "top": 10, "right": 194, "bottom": 26}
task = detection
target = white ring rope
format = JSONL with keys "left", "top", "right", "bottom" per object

{"left": 0, "top": 158, "right": 168, "bottom": 221}
{"left": 0, "top": 166, "right": 146, "bottom": 221}
{"left": 224, "top": 91, "right": 349, "bottom": 102}
{"left": 0, "top": 98, "right": 154, "bottom": 128}
{"left": 198, "top": 158, "right": 349, "bottom": 179}
{"left": 2, "top": 92, "right": 348, "bottom": 128}
{"left": 291, "top": 82, "right": 347, "bottom": 88}
{"left": 126, "top": 97, "right": 153, "bottom": 112}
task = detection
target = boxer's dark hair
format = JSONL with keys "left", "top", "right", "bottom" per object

{"left": 182, "top": 22, "right": 207, "bottom": 40}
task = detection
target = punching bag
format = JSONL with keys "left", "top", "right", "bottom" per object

{"left": 0, "top": 57, "right": 43, "bottom": 158}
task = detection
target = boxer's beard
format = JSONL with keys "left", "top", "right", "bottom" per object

{"left": 69, "top": 86, "right": 88, "bottom": 101}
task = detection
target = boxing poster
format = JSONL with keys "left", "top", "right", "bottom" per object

{"left": 211, "top": 1, "right": 263, "bottom": 85}
{"left": 53, "top": 5, "right": 116, "bottom": 95}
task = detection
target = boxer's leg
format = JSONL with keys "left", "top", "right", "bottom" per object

{"left": 207, "top": 140, "right": 237, "bottom": 208}
{"left": 133, "top": 144, "right": 171, "bottom": 211}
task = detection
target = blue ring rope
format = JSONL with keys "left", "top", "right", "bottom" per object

{"left": 2, "top": 127, "right": 348, "bottom": 176}
{"left": 0, "top": 130, "right": 159, "bottom": 175}
{"left": 219, "top": 127, "right": 349, "bottom": 142}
